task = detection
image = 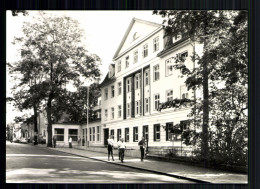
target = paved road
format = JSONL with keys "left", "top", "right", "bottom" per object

{"left": 6, "top": 142, "right": 195, "bottom": 183}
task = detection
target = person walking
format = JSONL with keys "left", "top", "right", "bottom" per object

{"left": 53, "top": 135, "right": 57, "bottom": 148}
{"left": 117, "top": 138, "right": 122, "bottom": 160}
{"left": 107, "top": 135, "right": 115, "bottom": 161}
{"left": 119, "top": 138, "right": 126, "bottom": 163}
{"left": 138, "top": 137, "right": 146, "bottom": 161}
{"left": 69, "top": 137, "right": 72, "bottom": 148}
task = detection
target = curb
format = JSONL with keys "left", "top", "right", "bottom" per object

{"left": 43, "top": 146, "right": 210, "bottom": 184}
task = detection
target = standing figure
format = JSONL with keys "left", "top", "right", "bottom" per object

{"left": 53, "top": 135, "right": 57, "bottom": 148}
{"left": 119, "top": 138, "right": 126, "bottom": 163}
{"left": 117, "top": 138, "right": 122, "bottom": 160}
{"left": 138, "top": 137, "right": 146, "bottom": 161}
{"left": 82, "top": 138, "right": 85, "bottom": 146}
{"left": 107, "top": 135, "right": 115, "bottom": 161}
{"left": 69, "top": 137, "right": 72, "bottom": 148}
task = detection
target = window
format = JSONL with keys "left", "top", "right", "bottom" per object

{"left": 97, "top": 126, "right": 100, "bottom": 141}
{"left": 117, "top": 129, "right": 121, "bottom": 141}
{"left": 133, "top": 127, "right": 138, "bottom": 142}
{"left": 145, "top": 69, "right": 149, "bottom": 86}
{"left": 166, "top": 90, "right": 173, "bottom": 101}
{"left": 126, "top": 78, "right": 131, "bottom": 93}
{"left": 111, "top": 107, "right": 114, "bottom": 119}
{"left": 118, "top": 61, "right": 121, "bottom": 72}
{"left": 104, "top": 109, "right": 108, "bottom": 121}
{"left": 154, "top": 124, "right": 160, "bottom": 141}
{"left": 153, "top": 37, "right": 159, "bottom": 52}
{"left": 143, "top": 44, "right": 148, "bottom": 58}
{"left": 125, "top": 128, "right": 129, "bottom": 142}
{"left": 125, "top": 56, "right": 129, "bottom": 68}
{"left": 134, "top": 50, "right": 138, "bottom": 63}
{"left": 145, "top": 98, "right": 150, "bottom": 113}
{"left": 180, "top": 120, "right": 190, "bottom": 131}
{"left": 143, "top": 125, "right": 149, "bottom": 141}
{"left": 89, "top": 128, "right": 92, "bottom": 141}
{"left": 177, "top": 51, "right": 188, "bottom": 62}
{"left": 110, "top": 129, "right": 114, "bottom": 139}
{"left": 165, "top": 58, "right": 173, "bottom": 76}
{"left": 154, "top": 65, "right": 160, "bottom": 81}
{"left": 69, "top": 129, "right": 78, "bottom": 142}
{"left": 135, "top": 74, "right": 140, "bottom": 90}
{"left": 180, "top": 85, "right": 189, "bottom": 99}
{"left": 118, "top": 82, "right": 122, "bottom": 95}
{"left": 166, "top": 122, "right": 173, "bottom": 141}
{"left": 136, "top": 101, "right": 139, "bottom": 115}
{"left": 105, "top": 88, "right": 108, "bottom": 100}
{"left": 111, "top": 85, "right": 114, "bottom": 98}
{"left": 127, "top": 103, "right": 131, "bottom": 117}
{"left": 118, "top": 105, "right": 122, "bottom": 118}
{"left": 93, "top": 127, "right": 95, "bottom": 141}
{"left": 154, "top": 94, "right": 160, "bottom": 110}
{"left": 54, "top": 128, "right": 64, "bottom": 141}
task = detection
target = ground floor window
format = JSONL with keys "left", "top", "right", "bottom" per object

{"left": 54, "top": 128, "right": 64, "bottom": 141}
{"left": 125, "top": 128, "right": 129, "bottom": 142}
{"left": 133, "top": 127, "right": 138, "bottom": 142}
{"left": 117, "top": 129, "right": 121, "bottom": 142}
{"left": 93, "top": 127, "right": 95, "bottom": 141}
{"left": 97, "top": 126, "right": 100, "bottom": 141}
{"left": 166, "top": 122, "right": 174, "bottom": 141}
{"left": 143, "top": 125, "right": 148, "bottom": 141}
{"left": 154, "top": 124, "right": 160, "bottom": 141}
{"left": 110, "top": 129, "right": 114, "bottom": 139}
{"left": 68, "top": 129, "right": 78, "bottom": 141}
{"left": 89, "top": 128, "right": 92, "bottom": 141}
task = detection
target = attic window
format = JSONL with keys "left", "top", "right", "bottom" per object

{"left": 133, "top": 32, "right": 138, "bottom": 41}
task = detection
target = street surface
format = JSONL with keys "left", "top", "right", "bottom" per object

{"left": 6, "top": 142, "right": 194, "bottom": 183}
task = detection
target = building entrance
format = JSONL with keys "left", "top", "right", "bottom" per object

{"left": 103, "top": 128, "right": 109, "bottom": 146}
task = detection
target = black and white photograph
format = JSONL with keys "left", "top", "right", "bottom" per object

{"left": 6, "top": 10, "right": 248, "bottom": 184}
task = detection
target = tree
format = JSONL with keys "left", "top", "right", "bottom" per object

{"left": 8, "top": 11, "right": 101, "bottom": 147}
{"left": 154, "top": 10, "right": 248, "bottom": 166}
{"left": 11, "top": 10, "right": 28, "bottom": 16}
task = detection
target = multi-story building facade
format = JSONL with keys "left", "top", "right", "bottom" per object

{"left": 100, "top": 18, "right": 203, "bottom": 152}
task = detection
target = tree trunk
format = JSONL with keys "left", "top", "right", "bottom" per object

{"left": 46, "top": 92, "right": 53, "bottom": 147}
{"left": 33, "top": 104, "right": 38, "bottom": 145}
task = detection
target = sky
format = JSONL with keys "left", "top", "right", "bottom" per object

{"left": 6, "top": 10, "right": 164, "bottom": 124}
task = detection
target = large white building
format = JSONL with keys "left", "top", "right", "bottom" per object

{"left": 99, "top": 18, "right": 203, "bottom": 154}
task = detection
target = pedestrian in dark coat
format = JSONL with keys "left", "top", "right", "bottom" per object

{"left": 138, "top": 137, "right": 146, "bottom": 161}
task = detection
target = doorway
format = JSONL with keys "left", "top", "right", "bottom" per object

{"left": 104, "top": 128, "right": 109, "bottom": 146}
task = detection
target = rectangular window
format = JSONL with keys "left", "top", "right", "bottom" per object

{"left": 180, "top": 120, "right": 190, "bottom": 131}
{"left": 153, "top": 37, "right": 159, "bottom": 52}
{"left": 111, "top": 85, "right": 114, "bottom": 98}
{"left": 93, "top": 127, "right": 95, "bottom": 141}
{"left": 54, "top": 128, "right": 64, "bottom": 141}
{"left": 154, "top": 124, "right": 160, "bottom": 141}
{"left": 111, "top": 107, "right": 114, "bottom": 119}
{"left": 145, "top": 69, "right": 149, "bottom": 86}
{"left": 125, "top": 56, "right": 129, "bottom": 68}
{"left": 143, "top": 125, "right": 149, "bottom": 141}
{"left": 166, "top": 122, "right": 173, "bottom": 141}
{"left": 134, "top": 50, "right": 138, "bottom": 63}
{"left": 125, "top": 128, "right": 129, "bottom": 142}
{"left": 118, "top": 105, "right": 122, "bottom": 118}
{"left": 118, "top": 61, "right": 121, "bottom": 72}
{"left": 180, "top": 85, "right": 189, "bottom": 99}
{"left": 133, "top": 127, "right": 138, "bottom": 142}
{"left": 105, "top": 88, "right": 108, "bottom": 100}
{"left": 97, "top": 126, "right": 100, "bottom": 141}
{"left": 177, "top": 51, "right": 188, "bottom": 62}
{"left": 127, "top": 78, "right": 131, "bottom": 93}
{"left": 135, "top": 74, "right": 140, "bottom": 90}
{"left": 154, "top": 65, "right": 160, "bottom": 81}
{"left": 165, "top": 58, "right": 173, "bottom": 76}
{"left": 154, "top": 94, "right": 160, "bottom": 110}
{"left": 166, "top": 90, "right": 173, "bottom": 101}
{"left": 127, "top": 103, "right": 131, "bottom": 117}
{"left": 68, "top": 129, "right": 78, "bottom": 142}
{"left": 89, "top": 128, "right": 92, "bottom": 141}
{"left": 118, "top": 82, "right": 122, "bottom": 95}
{"left": 110, "top": 129, "right": 114, "bottom": 139}
{"left": 145, "top": 98, "right": 149, "bottom": 113}
{"left": 105, "top": 109, "right": 108, "bottom": 121}
{"left": 117, "top": 129, "right": 121, "bottom": 141}
{"left": 136, "top": 101, "right": 139, "bottom": 115}
{"left": 143, "top": 44, "right": 148, "bottom": 58}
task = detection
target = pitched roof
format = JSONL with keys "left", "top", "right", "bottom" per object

{"left": 112, "top": 17, "right": 162, "bottom": 60}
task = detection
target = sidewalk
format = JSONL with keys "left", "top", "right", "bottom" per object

{"left": 36, "top": 144, "right": 247, "bottom": 184}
